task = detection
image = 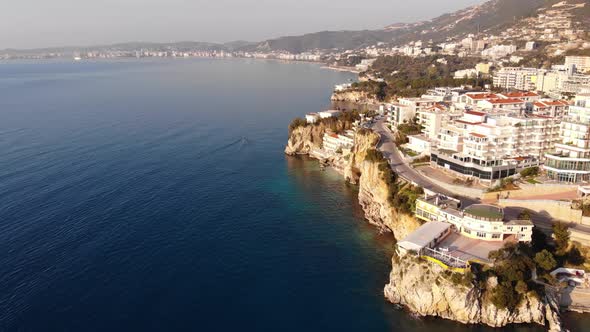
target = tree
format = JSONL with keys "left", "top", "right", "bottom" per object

{"left": 517, "top": 209, "right": 532, "bottom": 220}
{"left": 288, "top": 117, "right": 307, "bottom": 134}
{"left": 552, "top": 222, "right": 570, "bottom": 255}
{"left": 567, "top": 246, "right": 585, "bottom": 266}
{"left": 531, "top": 228, "right": 551, "bottom": 253}
{"left": 534, "top": 250, "right": 557, "bottom": 271}
{"left": 490, "top": 282, "right": 519, "bottom": 310}
{"left": 515, "top": 280, "right": 528, "bottom": 295}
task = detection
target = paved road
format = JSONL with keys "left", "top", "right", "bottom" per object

{"left": 371, "top": 118, "right": 479, "bottom": 206}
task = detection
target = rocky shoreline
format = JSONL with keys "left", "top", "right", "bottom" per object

{"left": 285, "top": 122, "right": 564, "bottom": 331}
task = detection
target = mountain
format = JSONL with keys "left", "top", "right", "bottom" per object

{"left": 242, "top": 0, "right": 589, "bottom": 53}
{"left": 3, "top": 0, "right": 588, "bottom": 56}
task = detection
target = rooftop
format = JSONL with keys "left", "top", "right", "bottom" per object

{"left": 506, "top": 219, "right": 534, "bottom": 226}
{"left": 464, "top": 204, "right": 504, "bottom": 221}
{"left": 398, "top": 221, "right": 452, "bottom": 251}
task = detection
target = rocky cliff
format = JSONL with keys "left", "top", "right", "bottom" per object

{"left": 384, "top": 255, "right": 563, "bottom": 331}
{"left": 285, "top": 119, "right": 353, "bottom": 156}
{"left": 286, "top": 125, "right": 421, "bottom": 239}
{"left": 285, "top": 123, "right": 566, "bottom": 330}
{"left": 331, "top": 90, "right": 380, "bottom": 104}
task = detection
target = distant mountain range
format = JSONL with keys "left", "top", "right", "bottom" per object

{"left": 3, "top": 0, "right": 589, "bottom": 55}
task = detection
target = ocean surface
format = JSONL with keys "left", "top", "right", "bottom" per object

{"left": 0, "top": 58, "right": 583, "bottom": 331}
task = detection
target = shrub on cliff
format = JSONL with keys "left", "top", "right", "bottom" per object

{"left": 534, "top": 250, "right": 557, "bottom": 272}
{"left": 365, "top": 149, "right": 385, "bottom": 164}
{"left": 486, "top": 243, "right": 537, "bottom": 311}
{"left": 552, "top": 222, "right": 570, "bottom": 256}
{"left": 288, "top": 117, "right": 307, "bottom": 134}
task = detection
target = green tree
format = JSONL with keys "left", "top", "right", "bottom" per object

{"left": 490, "top": 282, "right": 519, "bottom": 310}
{"left": 515, "top": 280, "right": 528, "bottom": 295}
{"left": 289, "top": 117, "right": 307, "bottom": 134}
{"left": 567, "top": 246, "right": 585, "bottom": 266}
{"left": 517, "top": 209, "right": 532, "bottom": 220}
{"left": 531, "top": 228, "right": 551, "bottom": 253}
{"left": 552, "top": 222, "right": 570, "bottom": 255}
{"left": 534, "top": 250, "right": 557, "bottom": 271}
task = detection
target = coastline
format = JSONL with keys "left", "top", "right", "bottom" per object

{"left": 284, "top": 110, "right": 564, "bottom": 331}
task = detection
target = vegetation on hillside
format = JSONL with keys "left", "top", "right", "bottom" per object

{"left": 348, "top": 55, "right": 491, "bottom": 99}
{"left": 364, "top": 148, "right": 424, "bottom": 215}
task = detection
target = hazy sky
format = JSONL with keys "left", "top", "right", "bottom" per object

{"left": 1, "top": 0, "right": 484, "bottom": 49}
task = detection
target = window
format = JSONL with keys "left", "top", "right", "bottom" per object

{"left": 492, "top": 234, "right": 501, "bottom": 239}
{"left": 477, "top": 232, "right": 486, "bottom": 238}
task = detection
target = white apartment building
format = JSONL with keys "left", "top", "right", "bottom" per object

{"left": 416, "top": 104, "right": 447, "bottom": 139}
{"left": 532, "top": 99, "right": 570, "bottom": 118}
{"left": 389, "top": 98, "right": 437, "bottom": 127}
{"left": 322, "top": 131, "right": 355, "bottom": 154}
{"left": 431, "top": 111, "right": 559, "bottom": 183}
{"left": 415, "top": 195, "right": 533, "bottom": 243}
{"left": 544, "top": 94, "right": 590, "bottom": 183}
{"left": 481, "top": 44, "right": 518, "bottom": 59}
{"left": 565, "top": 56, "right": 590, "bottom": 73}
{"left": 498, "top": 91, "right": 541, "bottom": 103}
{"left": 493, "top": 67, "right": 538, "bottom": 91}
{"left": 477, "top": 98, "right": 526, "bottom": 111}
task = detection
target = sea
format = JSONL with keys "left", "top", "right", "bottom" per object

{"left": 0, "top": 58, "right": 585, "bottom": 331}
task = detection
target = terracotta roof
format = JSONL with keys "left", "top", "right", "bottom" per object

{"left": 469, "top": 132, "right": 487, "bottom": 138}
{"left": 456, "top": 119, "right": 482, "bottom": 125}
{"left": 465, "top": 110, "right": 487, "bottom": 116}
{"left": 501, "top": 91, "right": 539, "bottom": 98}
{"left": 466, "top": 93, "right": 499, "bottom": 100}
{"left": 486, "top": 98, "right": 525, "bottom": 104}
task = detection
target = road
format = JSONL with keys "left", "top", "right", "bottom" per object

{"left": 371, "top": 118, "right": 479, "bottom": 206}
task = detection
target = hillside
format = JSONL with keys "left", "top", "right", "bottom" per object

{"left": 243, "top": 0, "right": 588, "bottom": 53}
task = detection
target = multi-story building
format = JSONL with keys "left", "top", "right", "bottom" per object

{"left": 565, "top": 56, "right": 590, "bottom": 73}
{"left": 415, "top": 194, "right": 533, "bottom": 242}
{"left": 431, "top": 111, "right": 559, "bottom": 183}
{"left": 532, "top": 99, "right": 570, "bottom": 118}
{"left": 493, "top": 67, "right": 538, "bottom": 91}
{"left": 322, "top": 131, "right": 355, "bottom": 154}
{"left": 389, "top": 97, "right": 438, "bottom": 127}
{"left": 477, "top": 98, "right": 526, "bottom": 111}
{"left": 544, "top": 94, "right": 590, "bottom": 183}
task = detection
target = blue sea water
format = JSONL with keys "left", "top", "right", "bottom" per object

{"left": 0, "top": 58, "right": 578, "bottom": 331}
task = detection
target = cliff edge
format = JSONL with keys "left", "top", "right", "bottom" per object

{"left": 384, "top": 255, "right": 563, "bottom": 331}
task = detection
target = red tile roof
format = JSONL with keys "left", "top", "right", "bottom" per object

{"left": 456, "top": 119, "right": 482, "bottom": 125}
{"left": 466, "top": 93, "right": 499, "bottom": 100}
{"left": 501, "top": 91, "right": 539, "bottom": 98}
{"left": 486, "top": 98, "right": 525, "bottom": 104}
{"left": 465, "top": 110, "right": 486, "bottom": 116}
{"left": 469, "top": 132, "right": 487, "bottom": 138}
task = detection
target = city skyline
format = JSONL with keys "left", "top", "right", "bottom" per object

{"left": 1, "top": 0, "right": 483, "bottom": 49}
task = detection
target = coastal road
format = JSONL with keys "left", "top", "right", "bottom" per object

{"left": 371, "top": 118, "right": 479, "bottom": 207}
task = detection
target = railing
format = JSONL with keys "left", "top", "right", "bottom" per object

{"left": 422, "top": 247, "right": 469, "bottom": 269}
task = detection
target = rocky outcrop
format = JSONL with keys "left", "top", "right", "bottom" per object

{"left": 384, "top": 255, "right": 563, "bottom": 331}
{"left": 285, "top": 123, "right": 564, "bottom": 330}
{"left": 285, "top": 123, "right": 326, "bottom": 156}
{"left": 285, "top": 120, "right": 353, "bottom": 156}
{"left": 286, "top": 125, "right": 421, "bottom": 239}
{"left": 331, "top": 90, "right": 379, "bottom": 104}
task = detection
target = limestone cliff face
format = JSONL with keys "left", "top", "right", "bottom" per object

{"left": 355, "top": 160, "right": 422, "bottom": 239}
{"left": 285, "top": 126, "right": 422, "bottom": 239}
{"left": 331, "top": 90, "right": 379, "bottom": 104}
{"left": 284, "top": 123, "right": 326, "bottom": 156}
{"left": 285, "top": 120, "right": 353, "bottom": 156}
{"left": 384, "top": 255, "right": 563, "bottom": 331}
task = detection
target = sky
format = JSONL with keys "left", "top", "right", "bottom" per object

{"left": 1, "top": 0, "right": 484, "bottom": 49}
